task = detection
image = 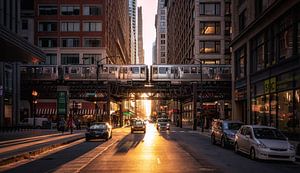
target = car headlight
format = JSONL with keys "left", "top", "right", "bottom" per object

{"left": 158, "top": 124, "right": 161, "bottom": 126}
{"left": 257, "top": 142, "right": 267, "bottom": 148}
{"left": 167, "top": 123, "right": 170, "bottom": 126}
{"left": 289, "top": 145, "right": 295, "bottom": 151}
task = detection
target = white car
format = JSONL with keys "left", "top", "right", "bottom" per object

{"left": 234, "top": 125, "right": 295, "bottom": 162}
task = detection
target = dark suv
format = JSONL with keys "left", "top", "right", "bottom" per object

{"left": 211, "top": 119, "right": 243, "bottom": 148}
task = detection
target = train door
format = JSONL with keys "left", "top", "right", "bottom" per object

{"left": 141, "top": 67, "right": 146, "bottom": 80}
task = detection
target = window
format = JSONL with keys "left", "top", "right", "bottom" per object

{"left": 61, "top": 54, "right": 79, "bottom": 65}
{"left": 39, "top": 5, "right": 57, "bottom": 15}
{"left": 83, "top": 22, "right": 102, "bottom": 32}
{"left": 61, "top": 5, "right": 80, "bottom": 15}
{"left": 161, "top": 10, "right": 165, "bottom": 15}
{"left": 225, "top": 2, "right": 231, "bottom": 15}
{"left": 235, "top": 46, "right": 246, "bottom": 79}
{"left": 251, "top": 34, "right": 265, "bottom": 72}
{"left": 203, "top": 60, "right": 220, "bottom": 64}
{"left": 199, "top": 3, "right": 220, "bottom": 16}
{"left": 83, "top": 54, "right": 101, "bottom": 64}
{"left": 61, "top": 38, "right": 80, "bottom": 47}
{"left": 200, "top": 41, "right": 220, "bottom": 53}
{"left": 161, "top": 52, "right": 166, "bottom": 57}
{"left": 161, "top": 34, "right": 165, "bottom": 39}
{"left": 61, "top": 22, "right": 80, "bottom": 32}
{"left": 160, "top": 15, "right": 165, "bottom": 20}
{"left": 83, "top": 5, "right": 102, "bottom": 16}
{"left": 40, "top": 54, "right": 57, "bottom": 65}
{"left": 38, "top": 38, "right": 57, "bottom": 48}
{"left": 161, "top": 40, "right": 165, "bottom": 44}
{"left": 22, "top": 20, "right": 28, "bottom": 30}
{"left": 38, "top": 22, "right": 57, "bottom": 32}
{"left": 225, "top": 22, "right": 231, "bottom": 36}
{"left": 239, "top": 10, "right": 246, "bottom": 32}
{"left": 225, "top": 41, "right": 231, "bottom": 54}
{"left": 161, "top": 45, "right": 165, "bottom": 51}
{"left": 278, "top": 17, "right": 294, "bottom": 60}
{"left": 84, "top": 38, "right": 101, "bottom": 47}
{"left": 200, "top": 21, "right": 220, "bottom": 35}
{"left": 161, "top": 58, "right": 166, "bottom": 63}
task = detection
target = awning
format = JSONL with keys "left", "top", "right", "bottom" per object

{"left": 36, "top": 102, "right": 56, "bottom": 115}
{"left": 76, "top": 102, "right": 96, "bottom": 115}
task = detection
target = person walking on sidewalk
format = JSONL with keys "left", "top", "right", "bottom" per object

{"left": 58, "top": 118, "right": 66, "bottom": 134}
{"left": 68, "top": 117, "right": 74, "bottom": 134}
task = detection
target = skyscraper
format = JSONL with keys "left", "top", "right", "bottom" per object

{"left": 155, "top": 0, "right": 167, "bottom": 64}
{"left": 166, "top": 0, "right": 231, "bottom": 65}
{"left": 129, "top": 0, "right": 137, "bottom": 64}
{"left": 137, "top": 6, "right": 144, "bottom": 64}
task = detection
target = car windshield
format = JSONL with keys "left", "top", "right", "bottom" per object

{"left": 134, "top": 120, "right": 144, "bottom": 125}
{"left": 253, "top": 128, "right": 286, "bottom": 140}
{"left": 223, "top": 123, "right": 243, "bottom": 130}
{"left": 158, "top": 119, "right": 168, "bottom": 123}
{"left": 90, "top": 124, "right": 107, "bottom": 130}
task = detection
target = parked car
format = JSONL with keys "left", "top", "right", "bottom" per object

{"left": 234, "top": 125, "right": 295, "bottom": 161}
{"left": 156, "top": 118, "right": 170, "bottom": 131}
{"left": 85, "top": 122, "right": 112, "bottom": 141}
{"left": 19, "top": 118, "right": 49, "bottom": 128}
{"left": 211, "top": 119, "right": 243, "bottom": 148}
{"left": 131, "top": 119, "right": 146, "bottom": 133}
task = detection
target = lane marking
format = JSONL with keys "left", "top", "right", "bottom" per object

{"left": 0, "top": 133, "right": 61, "bottom": 146}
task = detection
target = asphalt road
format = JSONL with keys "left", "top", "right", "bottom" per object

{"left": 2, "top": 124, "right": 300, "bottom": 173}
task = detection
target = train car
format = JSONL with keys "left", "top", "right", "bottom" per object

{"left": 150, "top": 64, "right": 231, "bottom": 82}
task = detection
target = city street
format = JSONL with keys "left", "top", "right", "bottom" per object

{"left": 1, "top": 124, "right": 299, "bottom": 173}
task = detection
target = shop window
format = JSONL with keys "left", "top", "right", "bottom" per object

{"left": 278, "top": 91, "right": 294, "bottom": 132}
{"left": 277, "top": 16, "right": 294, "bottom": 61}
{"left": 251, "top": 34, "right": 265, "bottom": 72}
{"left": 235, "top": 45, "right": 246, "bottom": 80}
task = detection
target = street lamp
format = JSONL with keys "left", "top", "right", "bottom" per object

{"left": 32, "top": 90, "right": 38, "bottom": 128}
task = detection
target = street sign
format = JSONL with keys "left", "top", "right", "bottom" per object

{"left": 57, "top": 91, "right": 67, "bottom": 115}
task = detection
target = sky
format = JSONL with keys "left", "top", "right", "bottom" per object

{"left": 137, "top": 0, "right": 158, "bottom": 65}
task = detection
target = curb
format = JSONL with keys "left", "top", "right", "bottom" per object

{"left": 0, "top": 135, "right": 84, "bottom": 166}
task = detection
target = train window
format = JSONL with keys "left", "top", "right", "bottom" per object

{"left": 131, "top": 67, "right": 140, "bottom": 74}
{"left": 159, "top": 67, "right": 168, "bottom": 74}
{"left": 183, "top": 67, "right": 190, "bottom": 73}
{"left": 124, "top": 67, "right": 128, "bottom": 73}
{"left": 141, "top": 67, "right": 145, "bottom": 74}
{"left": 153, "top": 67, "right": 158, "bottom": 74}
{"left": 198, "top": 67, "right": 202, "bottom": 73}
{"left": 171, "top": 67, "right": 175, "bottom": 74}
{"left": 191, "top": 67, "right": 197, "bottom": 73}
{"left": 102, "top": 67, "right": 108, "bottom": 73}
{"left": 71, "top": 68, "right": 77, "bottom": 73}
{"left": 109, "top": 67, "right": 116, "bottom": 74}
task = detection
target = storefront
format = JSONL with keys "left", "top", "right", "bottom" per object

{"left": 251, "top": 70, "right": 300, "bottom": 139}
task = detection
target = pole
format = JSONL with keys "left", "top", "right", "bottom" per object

{"left": 200, "top": 60, "right": 204, "bottom": 132}
{"left": 193, "top": 82, "right": 197, "bottom": 130}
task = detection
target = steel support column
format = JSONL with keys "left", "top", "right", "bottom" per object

{"left": 193, "top": 82, "right": 197, "bottom": 130}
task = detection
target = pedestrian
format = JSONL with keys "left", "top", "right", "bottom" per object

{"left": 68, "top": 117, "right": 74, "bottom": 134}
{"left": 58, "top": 118, "right": 66, "bottom": 134}
{"left": 77, "top": 119, "right": 81, "bottom": 130}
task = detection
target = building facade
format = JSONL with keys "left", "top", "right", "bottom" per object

{"left": 129, "top": 0, "right": 137, "bottom": 64}
{"left": 166, "top": 0, "right": 231, "bottom": 65}
{"left": 34, "top": 0, "right": 130, "bottom": 66}
{"left": 0, "top": 0, "right": 45, "bottom": 127}
{"left": 231, "top": 0, "right": 300, "bottom": 138}
{"left": 137, "top": 6, "right": 144, "bottom": 64}
{"left": 155, "top": 0, "right": 168, "bottom": 64}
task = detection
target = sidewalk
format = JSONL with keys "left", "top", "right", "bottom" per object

{"left": 0, "top": 129, "right": 85, "bottom": 166}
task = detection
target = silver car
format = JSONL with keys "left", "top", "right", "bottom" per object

{"left": 234, "top": 125, "right": 295, "bottom": 161}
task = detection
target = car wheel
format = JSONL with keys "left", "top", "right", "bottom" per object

{"left": 234, "top": 143, "right": 239, "bottom": 153}
{"left": 221, "top": 137, "right": 226, "bottom": 148}
{"left": 250, "top": 148, "right": 256, "bottom": 160}
{"left": 211, "top": 134, "right": 216, "bottom": 145}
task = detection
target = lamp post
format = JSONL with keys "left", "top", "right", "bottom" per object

{"left": 94, "top": 101, "right": 99, "bottom": 122}
{"left": 32, "top": 90, "right": 38, "bottom": 128}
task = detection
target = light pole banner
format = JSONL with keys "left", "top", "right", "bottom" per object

{"left": 57, "top": 91, "right": 67, "bottom": 116}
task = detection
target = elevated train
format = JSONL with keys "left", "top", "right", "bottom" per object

{"left": 21, "top": 64, "right": 231, "bottom": 82}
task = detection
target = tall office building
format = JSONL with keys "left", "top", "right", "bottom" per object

{"left": 152, "top": 40, "right": 157, "bottom": 65}
{"left": 231, "top": 0, "right": 300, "bottom": 137}
{"left": 0, "top": 0, "right": 45, "bottom": 127}
{"left": 166, "top": 0, "right": 231, "bottom": 65}
{"left": 35, "top": 0, "right": 130, "bottom": 66}
{"left": 129, "top": 0, "right": 137, "bottom": 64}
{"left": 137, "top": 6, "right": 144, "bottom": 64}
{"left": 155, "top": 0, "right": 167, "bottom": 64}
